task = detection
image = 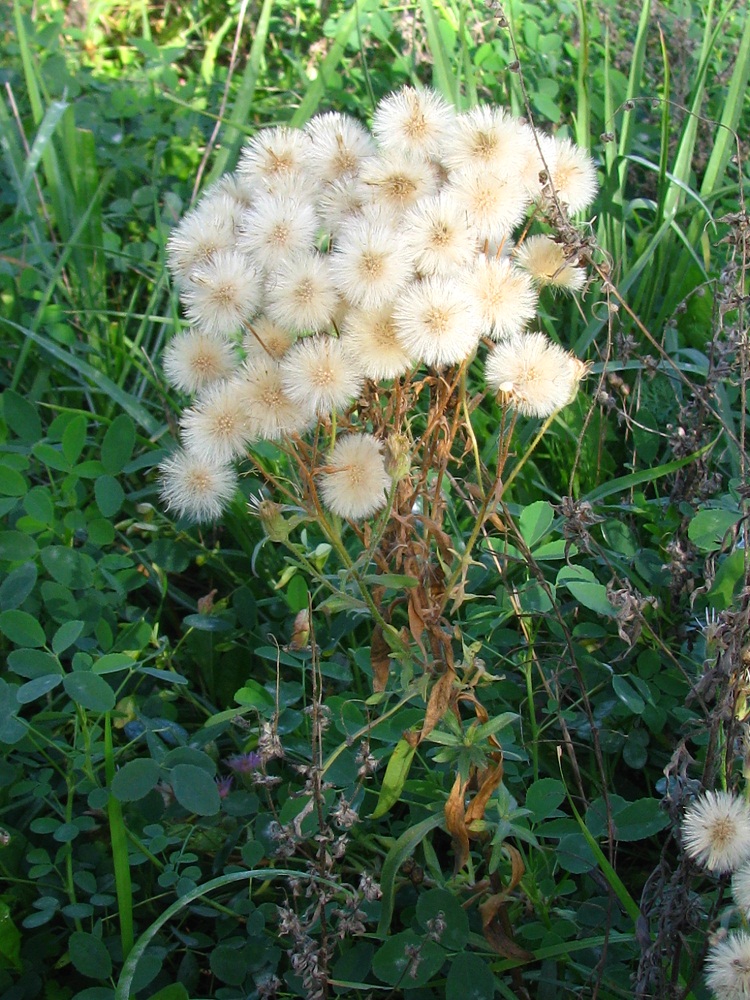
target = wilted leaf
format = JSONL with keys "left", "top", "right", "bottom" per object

{"left": 370, "top": 625, "right": 391, "bottom": 694}
{"left": 445, "top": 771, "right": 469, "bottom": 872}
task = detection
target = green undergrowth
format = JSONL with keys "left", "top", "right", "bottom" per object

{"left": 1, "top": 0, "right": 748, "bottom": 998}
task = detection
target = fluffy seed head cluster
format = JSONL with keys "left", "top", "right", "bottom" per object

{"left": 705, "top": 932, "right": 750, "bottom": 1000}
{"left": 681, "top": 790, "right": 750, "bottom": 873}
{"left": 161, "top": 86, "right": 597, "bottom": 521}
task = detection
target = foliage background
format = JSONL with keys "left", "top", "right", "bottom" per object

{"left": 0, "top": 0, "right": 749, "bottom": 998}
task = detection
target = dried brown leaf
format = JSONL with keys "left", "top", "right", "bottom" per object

{"left": 445, "top": 772, "right": 470, "bottom": 873}
{"left": 370, "top": 625, "right": 391, "bottom": 694}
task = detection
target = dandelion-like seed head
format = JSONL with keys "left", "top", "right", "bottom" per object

{"left": 341, "top": 304, "right": 413, "bottom": 380}
{"left": 394, "top": 275, "right": 481, "bottom": 368}
{"left": 163, "top": 329, "right": 237, "bottom": 394}
{"left": 470, "top": 255, "right": 539, "bottom": 340}
{"left": 485, "top": 331, "right": 579, "bottom": 418}
{"left": 317, "top": 176, "right": 369, "bottom": 235}
{"left": 238, "top": 126, "right": 312, "bottom": 187}
{"left": 159, "top": 449, "right": 237, "bottom": 523}
{"left": 182, "top": 251, "right": 262, "bottom": 336}
{"left": 304, "top": 112, "right": 377, "bottom": 183}
{"left": 361, "top": 152, "right": 438, "bottom": 213}
{"left": 404, "top": 194, "right": 478, "bottom": 276}
{"left": 514, "top": 233, "right": 586, "bottom": 293}
{"left": 204, "top": 171, "right": 257, "bottom": 211}
{"left": 331, "top": 219, "right": 413, "bottom": 309}
{"left": 547, "top": 137, "right": 599, "bottom": 215}
{"left": 682, "top": 790, "right": 750, "bottom": 873}
{"left": 318, "top": 433, "right": 391, "bottom": 520}
{"left": 371, "top": 86, "right": 456, "bottom": 159}
{"left": 279, "top": 335, "right": 364, "bottom": 417}
{"left": 237, "top": 193, "right": 319, "bottom": 272}
{"left": 443, "top": 105, "right": 529, "bottom": 176}
{"left": 265, "top": 252, "right": 338, "bottom": 333}
{"left": 705, "top": 931, "right": 750, "bottom": 1000}
{"left": 243, "top": 315, "right": 297, "bottom": 362}
{"left": 180, "top": 378, "right": 252, "bottom": 463}
{"left": 166, "top": 203, "right": 237, "bottom": 286}
{"left": 447, "top": 167, "right": 530, "bottom": 244}
{"left": 237, "top": 359, "right": 312, "bottom": 440}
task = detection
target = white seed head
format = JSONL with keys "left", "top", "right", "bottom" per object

{"left": 360, "top": 152, "right": 439, "bottom": 213}
{"left": 238, "top": 126, "right": 312, "bottom": 188}
{"left": 340, "top": 304, "right": 414, "bottom": 380}
{"left": 318, "top": 433, "right": 391, "bottom": 520}
{"left": 371, "top": 86, "right": 456, "bottom": 159}
{"left": 485, "top": 331, "right": 579, "bottom": 417}
{"left": 403, "top": 194, "right": 478, "bottom": 276}
{"left": 442, "top": 105, "right": 530, "bottom": 177}
{"left": 159, "top": 449, "right": 237, "bottom": 523}
{"left": 279, "top": 335, "right": 364, "bottom": 417}
{"left": 469, "top": 255, "right": 539, "bottom": 340}
{"left": 166, "top": 202, "right": 237, "bottom": 286}
{"left": 237, "top": 359, "right": 312, "bottom": 440}
{"left": 394, "top": 275, "right": 481, "bottom": 368}
{"left": 331, "top": 218, "right": 414, "bottom": 309}
{"left": 265, "top": 252, "right": 339, "bottom": 333}
{"left": 514, "top": 234, "right": 586, "bottom": 292}
{"left": 180, "top": 378, "right": 252, "bottom": 462}
{"left": 162, "top": 329, "right": 237, "bottom": 394}
{"left": 243, "top": 315, "right": 297, "bottom": 362}
{"left": 682, "top": 790, "right": 750, "bottom": 873}
{"left": 547, "top": 137, "right": 599, "bottom": 214}
{"left": 447, "top": 167, "right": 530, "bottom": 244}
{"left": 237, "top": 192, "right": 319, "bottom": 272}
{"left": 181, "top": 250, "right": 262, "bottom": 335}
{"left": 705, "top": 932, "right": 750, "bottom": 1000}
{"left": 304, "top": 112, "right": 377, "bottom": 183}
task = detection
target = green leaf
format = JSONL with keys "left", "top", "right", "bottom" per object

{"left": 0, "top": 900, "right": 22, "bottom": 971}
{"left": 525, "top": 778, "right": 566, "bottom": 823}
{"left": 7, "top": 648, "right": 62, "bottom": 678}
{"left": 446, "top": 952, "right": 496, "bottom": 1000}
{"left": 24, "top": 486, "right": 54, "bottom": 524}
{"left": 145, "top": 986, "right": 189, "bottom": 1000}
{"left": 183, "top": 613, "right": 233, "bottom": 632}
{"left": 111, "top": 758, "right": 162, "bottom": 802}
{"left": 376, "top": 812, "right": 444, "bottom": 937}
{"left": 62, "top": 414, "right": 88, "bottom": 464}
{"left": 17, "top": 674, "right": 63, "bottom": 703}
{"left": 0, "top": 609, "right": 46, "bottom": 647}
{"left": 52, "top": 620, "right": 85, "bottom": 654}
{"left": 372, "top": 931, "right": 445, "bottom": 988}
{"left": 63, "top": 672, "right": 116, "bottom": 712}
{"left": 0, "top": 562, "right": 38, "bottom": 611}
{"left": 612, "top": 798, "right": 669, "bottom": 842}
{"left": 41, "top": 546, "right": 93, "bottom": 588}
{"left": 69, "top": 931, "right": 112, "bottom": 980}
{"left": 0, "top": 531, "right": 38, "bottom": 562}
{"left": 612, "top": 675, "right": 645, "bottom": 715}
{"left": 0, "top": 467, "right": 27, "bottom": 496}
{"left": 169, "top": 764, "right": 221, "bottom": 816}
{"left": 369, "top": 738, "right": 416, "bottom": 819}
{"left": 162, "top": 747, "right": 216, "bottom": 774}
{"left": 416, "top": 888, "right": 469, "bottom": 949}
{"left": 102, "top": 414, "right": 136, "bottom": 475}
{"left": 2, "top": 389, "right": 42, "bottom": 443}
{"left": 94, "top": 653, "right": 136, "bottom": 674}
{"left": 360, "top": 573, "right": 419, "bottom": 589}
{"left": 688, "top": 508, "right": 741, "bottom": 552}
{"left": 557, "top": 568, "right": 617, "bottom": 616}
{"left": 95, "top": 475, "right": 125, "bottom": 517}
{"left": 234, "top": 679, "right": 275, "bottom": 709}
{"left": 519, "top": 500, "right": 555, "bottom": 549}
{"left": 706, "top": 550, "right": 745, "bottom": 610}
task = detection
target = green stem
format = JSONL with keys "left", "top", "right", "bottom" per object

{"left": 105, "top": 713, "right": 134, "bottom": 959}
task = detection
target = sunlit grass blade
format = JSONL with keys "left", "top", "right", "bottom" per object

{"left": 699, "top": 4, "right": 750, "bottom": 201}
{"left": 290, "top": 3, "right": 362, "bottom": 127}
{"left": 574, "top": 0, "right": 591, "bottom": 150}
{"left": 204, "top": 0, "right": 274, "bottom": 185}
{"left": 420, "top": 0, "right": 460, "bottom": 104}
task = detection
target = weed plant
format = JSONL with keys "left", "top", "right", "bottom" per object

{"left": 0, "top": 1, "right": 749, "bottom": 999}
